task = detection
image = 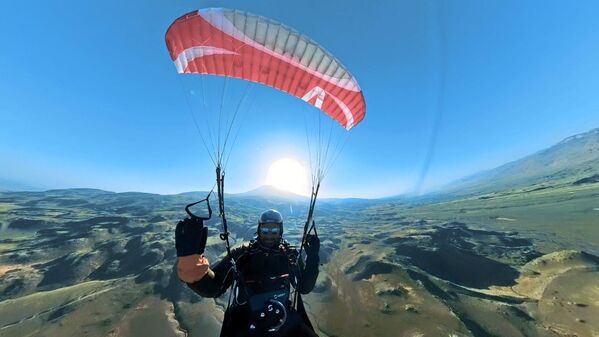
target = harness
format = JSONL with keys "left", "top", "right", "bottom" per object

{"left": 229, "top": 240, "right": 299, "bottom": 334}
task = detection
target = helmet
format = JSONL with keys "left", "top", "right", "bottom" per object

{"left": 258, "top": 209, "right": 284, "bottom": 239}
{"left": 259, "top": 209, "right": 283, "bottom": 225}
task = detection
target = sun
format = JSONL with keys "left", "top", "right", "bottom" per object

{"left": 265, "top": 158, "right": 310, "bottom": 195}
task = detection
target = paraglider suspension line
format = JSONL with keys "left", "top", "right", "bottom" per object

{"left": 293, "top": 182, "right": 320, "bottom": 308}
{"left": 216, "top": 165, "right": 233, "bottom": 258}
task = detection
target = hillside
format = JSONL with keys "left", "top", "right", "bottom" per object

{"left": 441, "top": 128, "right": 599, "bottom": 196}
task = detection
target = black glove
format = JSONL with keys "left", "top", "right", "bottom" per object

{"left": 175, "top": 217, "right": 208, "bottom": 257}
{"left": 304, "top": 233, "right": 320, "bottom": 258}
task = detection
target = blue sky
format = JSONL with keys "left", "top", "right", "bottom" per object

{"left": 1, "top": 0, "right": 599, "bottom": 198}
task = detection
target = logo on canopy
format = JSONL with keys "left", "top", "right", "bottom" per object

{"left": 302, "top": 86, "right": 355, "bottom": 129}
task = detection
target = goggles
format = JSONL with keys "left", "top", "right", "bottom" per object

{"left": 260, "top": 227, "right": 281, "bottom": 235}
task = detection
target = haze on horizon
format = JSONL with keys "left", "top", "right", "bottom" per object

{"left": 1, "top": 0, "right": 599, "bottom": 198}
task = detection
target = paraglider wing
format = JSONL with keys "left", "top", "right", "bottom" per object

{"left": 165, "top": 8, "right": 366, "bottom": 130}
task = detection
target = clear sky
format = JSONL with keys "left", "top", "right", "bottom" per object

{"left": 1, "top": 0, "right": 599, "bottom": 198}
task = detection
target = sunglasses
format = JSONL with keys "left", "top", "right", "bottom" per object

{"left": 260, "top": 227, "right": 281, "bottom": 235}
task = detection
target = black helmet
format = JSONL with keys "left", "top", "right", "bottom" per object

{"left": 257, "top": 210, "right": 284, "bottom": 242}
{"left": 259, "top": 209, "right": 283, "bottom": 225}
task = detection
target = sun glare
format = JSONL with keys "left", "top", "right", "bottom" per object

{"left": 265, "top": 158, "right": 310, "bottom": 195}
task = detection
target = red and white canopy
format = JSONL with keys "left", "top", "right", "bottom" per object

{"left": 165, "top": 8, "right": 366, "bottom": 130}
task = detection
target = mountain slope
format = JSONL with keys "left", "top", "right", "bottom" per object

{"left": 441, "top": 128, "right": 599, "bottom": 196}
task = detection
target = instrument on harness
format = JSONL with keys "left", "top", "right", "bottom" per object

{"left": 231, "top": 240, "right": 298, "bottom": 334}
{"left": 247, "top": 275, "right": 290, "bottom": 333}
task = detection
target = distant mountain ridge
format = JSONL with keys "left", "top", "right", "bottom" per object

{"left": 0, "top": 178, "right": 44, "bottom": 192}
{"left": 3, "top": 129, "right": 598, "bottom": 200}
{"left": 440, "top": 128, "right": 599, "bottom": 196}
{"left": 235, "top": 185, "right": 308, "bottom": 201}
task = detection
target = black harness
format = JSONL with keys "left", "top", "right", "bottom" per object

{"left": 230, "top": 240, "right": 298, "bottom": 335}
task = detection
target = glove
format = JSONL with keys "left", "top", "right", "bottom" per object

{"left": 304, "top": 233, "right": 320, "bottom": 258}
{"left": 175, "top": 217, "right": 208, "bottom": 257}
